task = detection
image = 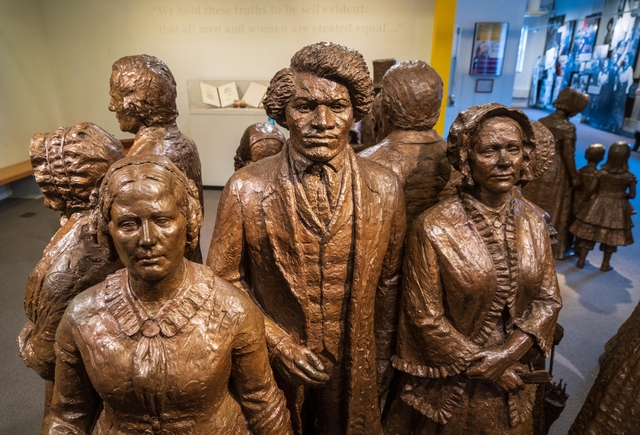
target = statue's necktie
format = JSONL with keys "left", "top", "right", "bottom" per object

{"left": 305, "top": 164, "right": 332, "bottom": 227}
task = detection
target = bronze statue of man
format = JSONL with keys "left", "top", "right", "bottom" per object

{"left": 360, "top": 60, "right": 455, "bottom": 226}
{"left": 207, "top": 42, "right": 406, "bottom": 435}
{"left": 109, "top": 54, "right": 204, "bottom": 262}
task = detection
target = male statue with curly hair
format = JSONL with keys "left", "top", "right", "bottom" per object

{"left": 207, "top": 42, "right": 406, "bottom": 435}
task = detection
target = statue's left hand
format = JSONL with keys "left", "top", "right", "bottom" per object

{"left": 496, "top": 366, "right": 524, "bottom": 392}
{"left": 466, "top": 347, "right": 514, "bottom": 382}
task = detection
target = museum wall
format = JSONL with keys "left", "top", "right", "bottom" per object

{"left": 0, "top": 0, "right": 61, "bottom": 168}
{"left": 443, "top": 0, "right": 528, "bottom": 135}
{"left": 554, "top": 0, "right": 605, "bottom": 21}
{"left": 513, "top": 15, "right": 548, "bottom": 99}
{"left": 42, "top": 0, "right": 433, "bottom": 141}
{"left": 1, "top": 0, "right": 435, "bottom": 172}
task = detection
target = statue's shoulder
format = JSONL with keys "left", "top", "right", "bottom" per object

{"left": 65, "top": 269, "right": 124, "bottom": 323}
{"left": 208, "top": 270, "right": 258, "bottom": 319}
{"left": 358, "top": 138, "right": 391, "bottom": 159}
{"left": 413, "top": 196, "right": 466, "bottom": 234}
{"left": 354, "top": 152, "right": 399, "bottom": 183}
{"left": 515, "top": 193, "right": 551, "bottom": 228}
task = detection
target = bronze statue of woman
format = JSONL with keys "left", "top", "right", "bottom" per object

{"left": 17, "top": 123, "right": 125, "bottom": 421}
{"left": 41, "top": 155, "right": 292, "bottom": 435}
{"left": 521, "top": 87, "right": 589, "bottom": 260}
{"left": 384, "top": 104, "right": 562, "bottom": 435}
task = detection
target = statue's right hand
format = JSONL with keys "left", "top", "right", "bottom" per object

{"left": 272, "top": 337, "right": 330, "bottom": 386}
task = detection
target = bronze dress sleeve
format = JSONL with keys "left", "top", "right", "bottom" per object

{"left": 40, "top": 307, "right": 100, "bottom": 435}
{"left": 230, "top": 288, "right": 294, "bottom": 435}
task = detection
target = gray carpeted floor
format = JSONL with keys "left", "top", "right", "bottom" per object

{"left": 1, "top": 112, "right": 639, "bottom": 434}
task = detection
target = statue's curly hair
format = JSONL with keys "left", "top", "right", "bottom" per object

{"left": 111, "top": 54, "right": 178, "bottom": 127}
{"left": 263, "top": 42, "right": 374, "bottom": 127}
{"left": 94, "top": 155, "right": 202, "bottom": 262}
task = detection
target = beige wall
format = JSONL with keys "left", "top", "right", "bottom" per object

{"left": 0, "top": 0, "right": 61, "bottom": 168}
{"left": 33, "top": 0, "right": 435, "bottom": 142}
{"left": 1, "top": 0, "right": 435, "bottom": 170}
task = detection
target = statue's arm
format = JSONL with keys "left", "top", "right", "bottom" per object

{"left": 206, "top": 182, "right": 292, "bottom": 352}
{"left": 231, "top": 301, "right": 293, "bottom": 435}
{"left": 399, "top": 220, "right": 482, "bottom": 371}
{"left": 512, "top": 220, "right": 563, "bottom": 357}
{"left": 18, "top": 271, "right": 80, "bottom": 381}
{"left": 374, "top": 179, "right": 406, "bottom": 395}
{"left": 561, "top": 129, "right": 581, "bottom": 187}
{"left": 628, "top": 173, "right": 637, "bottom": 199}
{"left": 207, "top": 182, "right": 247, "bottom": 286}
{"left": 40, "top": 313, "right": 98, "bottom": 435}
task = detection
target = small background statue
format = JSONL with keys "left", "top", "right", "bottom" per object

{"left": 42, "top": 155, "right": 293, "bottom": 435}
{"left": 359, "top": 60, "right": 454, "bottom": 226}
{"left": 234, "top": 122, "right": 286, "bottom": 171}
{"left": 570, "top": 141, "right": 636, "bottom": 271}
{"left": 17, "top": 123, "right": 125, "bottom": 420}
{"left": 572, "top": 143, "right": 606, "bottom": 220}
{"left": 522, "top": 87, "right": 589, "bottom": 260}
{"left": 109, "top": 54, "right": 204, "bottom": 262}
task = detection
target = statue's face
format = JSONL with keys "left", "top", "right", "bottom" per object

{"left": 469, "top": 117, "right": 523, "bottom": 194}
{"left": 285, "top": 73, "right": 354, "bottom": 162}
{"left": 108, "top": 70, "right": 143, "bottom": 134}
{"left": 108, "top": 178, "right": 186, "bottom": 283}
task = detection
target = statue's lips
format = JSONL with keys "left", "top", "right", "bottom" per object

{"left": 136, "top": 255, "right": 164, "bottom": 265}
{"left": 491, "top": 173, "right": 515, "bottom": 181}
{"left": 303, "top": 136, "right": 338, "bottom": 145}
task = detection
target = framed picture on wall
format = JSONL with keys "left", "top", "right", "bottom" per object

{"left": 470, "top": 22, "right": 509, "bottom": 76}
{"left": 559, "top": 20, "right": 576, "bottom": 55}
{"left": 475, "top": 79, "right": 494, "bottom": 93}
{"left": 572, "top": 13, "right": 601, "bottom": 62}
{"left": 570, "top": 72, "right": 591, "bottom": 93}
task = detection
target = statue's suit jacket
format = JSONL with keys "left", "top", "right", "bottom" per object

{"left": 208, "top": 144, "right": 406, "bottom": 435}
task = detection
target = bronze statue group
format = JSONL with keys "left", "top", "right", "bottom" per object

{"left": 15, "top": 41, "right": 638, "bottom": 435}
